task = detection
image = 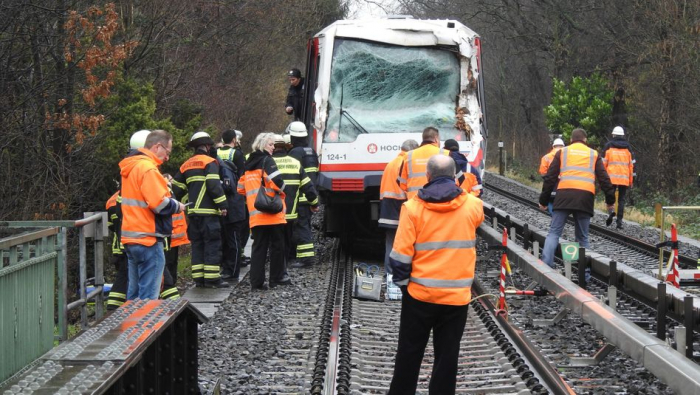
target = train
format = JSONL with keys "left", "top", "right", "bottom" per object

{"left": 298, "top": 17, "right": 488, "bottom": 239}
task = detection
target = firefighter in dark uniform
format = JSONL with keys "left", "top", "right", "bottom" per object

{"left": 286, "top": 121, "right": 319, "bottom": 268}
{"left": 217, "top": 129, "right": 246, "bottom": 281}
{"left": 172, "top": 131, "right": 230, "bottom": 288}
{"left": 105, "top": 191, "right": 127, "bottom": 310}
{"left": 271, "top": 134, "right": 320, "bottom": 267}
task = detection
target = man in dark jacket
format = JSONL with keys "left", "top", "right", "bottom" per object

{"left": 601, "top": 126, "right": 636, "bottom": 229}
{"left": 539, "top": 128, "right": 616, "bottom": 269}
{"left": 444, "top": 139, "right": 483, "bottom": 197}
{"left": 285, "top": 68, "right": 305, "bottom": 121}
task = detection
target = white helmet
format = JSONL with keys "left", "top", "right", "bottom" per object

{"left": 612, "top": 126, "right": 624, "bottom": 136}
{"left": 235, "top": 130, "right": 243, "bottom": 140}
{"left": 283, "top": 134, "right": 291, "bottom": 144}
{"left": 286, "top": 121, "right": 308, "bottom": 137}
{"left": 188, "top": 131, "right": 215, "bottom": 147}
{"left": 552, "top": 138, "right": 565, "bottom": 147}
{"left": 273, "top": 134, "right": 286, "bottom": 146}
{"left": 129, "top": 130, "right": 151, "bottom": 150}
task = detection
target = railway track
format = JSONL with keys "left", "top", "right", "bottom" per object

{"left": 310, "top": 239, "right": 571, "bottom": 394}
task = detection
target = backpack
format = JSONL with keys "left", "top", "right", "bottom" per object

{"left": 217, "top": 157, "right": 238, "bottom": 196}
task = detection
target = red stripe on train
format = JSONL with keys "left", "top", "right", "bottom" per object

{"left": 320, "top": 163, "right": 387, "bottom": 171}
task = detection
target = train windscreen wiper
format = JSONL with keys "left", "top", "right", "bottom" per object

{"left": 338, "top": 84, "right": 369, "bottom": 134}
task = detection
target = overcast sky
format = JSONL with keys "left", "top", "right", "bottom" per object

{"left": 347, "top": 0, "right": 401, "bottom": 19}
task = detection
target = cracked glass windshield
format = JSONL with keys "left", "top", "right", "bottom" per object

{"left": 324, "top": 39, "right": 460, "bottom": 143}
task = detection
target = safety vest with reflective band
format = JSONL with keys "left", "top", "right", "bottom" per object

{"left": 603, "top": 147, "right": 633, "bottom": 187}
{"left": 539, "top": 148, "right": 560, "bottom": 176}
{"left": 237, "top": 154, "right": 287, "bottom": 228}
{"left": 105, "top": 192, "right": 124, "bottom": 255}
{"left": 390, "top": 191, "right": 484, "bottom": 306}
{"left": 398, "top": 143, "right": 450, "bottom": 199}
{"left": 169, "top": 211, "right": 190, "bottom": 248}
{"left": 172, "top": 154, "right": 228, "bottom": 216}
{"left": 289, "top": 146, "right": 319, "bottom": 205}
{"left": 458, "top": 163, "right": 483, "bottom": 197}
{"left": 119, "top": 149, "right": 177, "bottom": 247}
{"left": 379, "top": 151, "right": 407, "bottom": 229}
{"left": 558, "top": 142, "right": 598, "bottom": 194}
{"left": 272, "top": 152, "right": 319, "bottom": 220}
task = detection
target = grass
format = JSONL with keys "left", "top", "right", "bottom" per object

{"left": 487, "top": 165, "right": 700, "bottom": 240}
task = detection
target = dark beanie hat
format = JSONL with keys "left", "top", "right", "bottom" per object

{"left": 287, "top": 68, "right": 301, "bottom": 78}
{"left": 444, "top": 139, "right": 459, "bottom": 151}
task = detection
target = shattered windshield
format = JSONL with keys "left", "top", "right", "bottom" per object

{"left": 324, "top": 39, "right": 460, "bottom": 143}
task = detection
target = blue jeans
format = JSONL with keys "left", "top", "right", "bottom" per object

{"left": 125, "top": 242, "right": 165, "bottom": 300}
{"left": 541, "top": 210, "right": 591, "bottom": 268}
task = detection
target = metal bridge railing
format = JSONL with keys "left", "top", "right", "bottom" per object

{"left": 0, "top": 212, "right": 108, "bottom": 382}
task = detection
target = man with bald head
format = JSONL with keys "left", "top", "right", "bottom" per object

{"left": 388, "top": 154, "right": 484, "bottom": 394}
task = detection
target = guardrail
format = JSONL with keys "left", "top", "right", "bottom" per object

{"left": 1, "top": 212, "right": 108, "bottom": 345}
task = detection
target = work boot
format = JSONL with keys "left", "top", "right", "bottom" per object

{"left": 239, "top": 256, "right": 251, "bottom": 267}
{"left": 616, "top": 220, "right": 623, "bottom": 230}
{"left": 251, "top": 284, "right": 269, "bottom": 291}
{"left": 270, "top": 275, "right": 292, "bottom": 288}
{"left": 194, "top": 279, "right": 205, "bottom": 287}
{"left": 605, "top": 210, "right": 616, "bottom": 226}
{"left": 204, "top": 279, "right": 231, "bottom": 288}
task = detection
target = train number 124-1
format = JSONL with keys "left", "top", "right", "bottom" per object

{"left": 326, "top": 154, "right": 347, "bottom": 161}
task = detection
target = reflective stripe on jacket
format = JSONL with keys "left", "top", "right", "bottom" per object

{"left": 603, "top": 148, "right": 633, "bottom": 186}
{"left": 272, "top": 152, "right": 319, "bottom": 220}
{"left": 459, "top": 163, "right": 483, "bottom": 197}
{"left": 379, "top": 151, "right": 407, "bottom": 229}
{"left": 558, "top": 142, "right": 598, "bottom": 194}
{"left": 288, "top": 146, "right": 319, "bottom": 204}
{"left": 170, "top": 211, "right": 190, "bottom": 248}
{"left": 119, "top": 149, "right": 177, "bottom": 246}
{"left": 172, "top": 154, "right": 228, "bottom": 216}
{"left": 398, "top": 143, "right": 450, "bottom": 199}
{"left": 237, "top": 152, "right": 286, "bottom": 228}
{"left": 106, "top": 192, "right": 123, "bottom": 255}
{"left": 390, "top": 190, "right": 484, "bottom": 306}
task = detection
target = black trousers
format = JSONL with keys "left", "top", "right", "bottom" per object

{"left": 250, "top": 224, "right": 285, "bottom": 288}
{"left": 107, "top": 254, "right": 128, "bottom": 310}
{"left": 388, "top": 291, "right": 469, "bottom": 395}
{"left": 188, "top": 216, "right": 223, "bottom": 283}
{"left": 165, "top": 246, "right": 179, "bottom": 284}
{"left": 221, "top": 221, "right": 239, "bottom": 277}
{"left": 613, "top": 185, "right": 628, "bottom": 221}
{"left": 294, "top": 205, "right": 314, "bottom": 261}
{"left": 238, "top": 210, "right": 250, "bottom": 258}
{"left": 283, "top": 220, "right": 296, "bottom": 261}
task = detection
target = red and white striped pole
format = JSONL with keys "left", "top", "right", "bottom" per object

{"left": 497, "top": 228, "right": 508, "bottom": 311}
{"left": 666, "top": 224, "right": 680, "bottom": 289}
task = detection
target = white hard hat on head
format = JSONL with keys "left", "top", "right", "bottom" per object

{"left": 235, "top": 130, "right": 243, "bottom": 140}
{"left": 188, "top": 131, "right": 215, "bottom": 147}
{"left": 552, "top": 138, "right": 565, "bottom": 147}
{"left": 612, "top": 126, "right": 625, "bottom": 136}
{"left": 286, "top": 121, "right": 308, "bottom": 137}
{"left": 273, "top": 134, "right": 286, "bottom": 145}
{"left": 130, "top": 130, "right": 151, "bottom": 150}
{"left": 283, "top": 134, "right": 291, "bottom": 144}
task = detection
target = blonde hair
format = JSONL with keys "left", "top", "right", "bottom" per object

{"left": 251, "top": 132, "right": 275, "bottom": 152}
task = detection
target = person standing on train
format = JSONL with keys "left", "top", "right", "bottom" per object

{"left": 398, "top": 127, "right": 463, "bottom": 199}
{"left": 238, "top": 133, "right": 289, "bottom": 289}
{"left": 286, "top": 121, "right": 320, "bottom": 268}
{"left": 443, "top": 139, "right": 483, "bottom": 197}
{"left": 285, "top": 68, "right": 305, "bottom": 121}
{"left": 539, "top": 138, "right": 565, "bottom": 214}
{"left": 601, "top": 126, "right": 635, "bottom": 229}
{"left": 217, "top": 129, "right": 247, "bottom": 281}
{"left": 172, "top": 131, "right": 230, "bottom": 288}
{"left": 539, "top": 128, "right": 616, "bottom": 270}
{"left": 120, "top": 130, "right": 186, "bottom": 300}
{"left": 271, "top": 134, "right": 320, "bottom": 268}
{"left": 388, "top": 155, "right": 484, "bottom": 394}
{"left": 378, "top": 139, "right": 419, "bottom": 276}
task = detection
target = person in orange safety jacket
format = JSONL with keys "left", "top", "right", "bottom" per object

{"left": 443, "top": 139, "right": 483, "bottom": 198}
{"left": 601, "top": 126, "right": 635, "bottom": 229}
{"left": 379, "top": 139, "right": 418, "bottom": 275}
{"left": 398, "top": 127, "right": 464, "bottom": 199}
{"left": 119, "top": 130, "right": 186, "bottom": 300}
{"left": 388, "top": 155, "right": 484, "bottom": 395}
{"left": 237, "top": 132, "right": 288, "bottom": 290}
{"left": 539, "top": 137, "right": 565, "bottom": 214}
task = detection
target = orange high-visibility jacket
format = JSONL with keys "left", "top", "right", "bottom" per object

{"left": 119, "top": 149, "right": 179, "bottom": 246}
{"left": 539, "top": 148, "right": 560, "bottom": 176}
{"left": 557, "top": 142, "right": 598, "bottom": 194}
{"left": 237, "top": 153, "right": 286, "bottom": 228}
{"left": 603, "top": 148, "right": 633, "bottom": 187}
{"left": 458, "top": 163, "right": 482, "bottom": 197}
{"left": 170, "top": 211, "right": 190, "bottom": 248}
{"left": 390, "top": 191, "right": 484, "bottom": 306}
{"left": 379, "top": 151, "right": 408, "bottom": 228}
{"left": 398, "top": 143, "right": 450, "bottom": 199}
